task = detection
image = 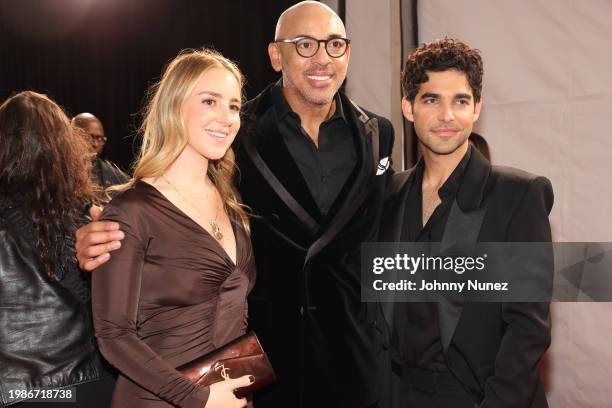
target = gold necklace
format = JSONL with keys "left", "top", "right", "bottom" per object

{"left": 161, "top": 174, "right": 224, "bottom": 240}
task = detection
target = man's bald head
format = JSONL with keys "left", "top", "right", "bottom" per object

{"left": 269, "top": 1, "right": 350, "bottom": 109}
{"left": 275, "top": 1, "right": 346, "bottom": 40}
{"left": 72, "top": 112, "right": 106, "bottom": 156}
{"left": 72, "top": 112, "right": 101, "bottom": 129}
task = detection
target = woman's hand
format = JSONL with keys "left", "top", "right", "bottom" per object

{"left": 204, "top": 375, "right": 254, "bottom": 408}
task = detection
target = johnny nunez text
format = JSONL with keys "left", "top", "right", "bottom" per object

{"left": 372, "top": 279, "right": 509, "bottom": 292}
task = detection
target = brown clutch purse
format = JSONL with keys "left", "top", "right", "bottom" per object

{"left": 177, "top": 331, "right": 276, "bottom": 398}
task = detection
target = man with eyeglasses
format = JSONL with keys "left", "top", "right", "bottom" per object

{"left": 73, "top": 2, "right": 393, "bottom": 407}
{"left": 72, "top": 112, "right": 127, "bottom": 188}
{"left": 234, "top": 2, "right": 394, "bottom": 406}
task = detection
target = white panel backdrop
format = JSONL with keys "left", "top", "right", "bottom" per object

{"left": 417, "top": 1, "right": 612, "bottom": 406}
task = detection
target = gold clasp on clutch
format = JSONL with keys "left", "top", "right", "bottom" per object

{"left": 217, "top": 364, "right": 231, "bottom": 381}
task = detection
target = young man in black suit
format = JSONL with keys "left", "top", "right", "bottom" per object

{"left": 383, "top": 38, "right": 553, "bottom": 408}
{"left": 75, "top": 2, "right": 394, "bottom": 407}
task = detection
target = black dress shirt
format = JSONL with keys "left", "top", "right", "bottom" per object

{"left": 271, "top": 83, "right": 357, "bottom": 218}
{"left": 396, "top": 148, "right": 471, "bottom": 372}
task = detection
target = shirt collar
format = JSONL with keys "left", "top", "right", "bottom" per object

{"left": 438, "top": 146, "right": 472, "bottom": 199}
{"left": 413, "top": 145, "right": 472, "bottom": 200}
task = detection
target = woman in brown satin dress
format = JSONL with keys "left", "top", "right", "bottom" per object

{"left": 92, "top": 49, "right": 255, "bottom": 408}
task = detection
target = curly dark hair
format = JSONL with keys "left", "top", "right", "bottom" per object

{"left": 0, "top": 91, "right": 100, "bottom": 278}
{"left": 402, "top": 37, "right": 483, "bottom": 103}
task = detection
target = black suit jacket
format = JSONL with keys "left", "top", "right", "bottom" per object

{"left": 235, "top": 83, "right": 394, "bottom": 407}
{"left": 382, "top": 146, "right": 553, "bottom": 408}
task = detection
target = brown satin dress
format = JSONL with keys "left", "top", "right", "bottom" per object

{"left": 92, "top": 181, "right": 255, "bottom": 408}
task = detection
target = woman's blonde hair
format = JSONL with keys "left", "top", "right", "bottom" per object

{"left": 115, "top": 48, "right": 250, "bottom": 232}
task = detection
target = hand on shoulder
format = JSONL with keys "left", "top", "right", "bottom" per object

{"left": 75, "top": 206, "right": 124, "bottom": 271}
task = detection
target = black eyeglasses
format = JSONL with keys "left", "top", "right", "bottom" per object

{"left": 89, "top": 134, "right": 107, "bottom": 143}
{"left": 275, "top": 36, "right": 350, "bottom": 58}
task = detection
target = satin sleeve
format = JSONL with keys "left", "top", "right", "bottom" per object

{"left": 92, "top": 204, "right": 209, "bottom": 408}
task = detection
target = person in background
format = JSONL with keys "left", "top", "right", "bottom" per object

{"left": 0, "top": 91, "right": 114, "bottom": 407}
{"left": 72, "top": 112, "right": 128, "bottom": 188}
{"left": 91, "top": 49, "right": 256, "bottom": 408}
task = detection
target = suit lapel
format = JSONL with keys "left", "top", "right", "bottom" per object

{"left": 305, "top": 97, "right": 378, "bottom": 263}
{"left": 379, "top": 169, "right": 417, "bottom": 330}
{"left": 243, "top": 88, "right": 386, "bottom": 261}
{"left": 438, "top": 201, "right": 486, "bottom": 352}
{"left": 438, "top": 146, "right": 492, "bottom": 353}
{"left": 379, "top": 168, "right": 417, "bottom": 243}
{"left": 242, "top": 86, "right": 321, "bottom": 235}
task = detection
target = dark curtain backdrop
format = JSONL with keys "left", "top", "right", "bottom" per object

{"left": 0, "top": 0, "right": 297, "bottom": 171}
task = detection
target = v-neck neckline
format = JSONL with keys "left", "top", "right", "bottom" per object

{"left": 137, "top": 180, "right": 239, "bottom": 267}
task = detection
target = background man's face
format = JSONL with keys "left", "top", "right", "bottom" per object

{"left": 273, "top": 6, "right": 349, "bottom": 107}
{"left": 403, "top": 69, "right": 481, "bottom": 156}
{"left": 81, "top": 119, "right": 106, "bottom": 156}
